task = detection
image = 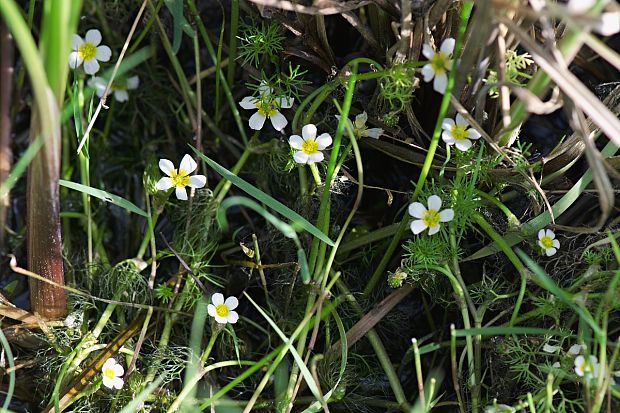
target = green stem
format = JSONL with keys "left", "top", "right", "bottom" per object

{"left": 308, "top": 163, "right": 322, "bottom": 186}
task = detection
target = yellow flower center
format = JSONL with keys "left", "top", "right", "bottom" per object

{"left": 170, "top": 169, "right": 190, "bottom": 188}
{"left": 540, "top": 236, "right": 554, "bottom": 249}
{"left": 431, "top": 52, "right": 451, "bottom": 75}
{"left": 301, "top": 139, "right": 319, "bottom": 155}
{"left": 103, "top": 367, "right": 116, "bottom": 380}
{"left": 422, "top": 209, "right": 440, "bottom": 228}
{"left": 78, "top": 42, "right": 97, "bottom": 61}
{"left": 215, "top": 304, "right": 229, "bottom": 318}
{"left": 256, "top": 100, "right": 278, "bottom": 118}
{"left": 451, "top": 124, "right": 470, "bottom": 141}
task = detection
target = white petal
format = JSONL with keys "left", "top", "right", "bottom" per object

{"left": 355, "top": 112, "right": 368, "bottom": 128}
{"left": 248, "top": 112, "right": 266, "bottom": 130}
{"left": 574, "top": 355, "right": 586, "bottom": 375}
{"left": 188, "top": 175, "right": 206, "bottom": 188}
{"left": 427, "top": 224, "right": 441, "bottom": 235}
{"left": 155, "top": 177, "right": 174, "bottom": 191}
{"left": 270, "top": 111, "right": 288, "bottom": 131}
{"left": 538, "top": 229, "right": 545, "bottom": 240}
{"left": 433, "top": 73, "right": 448, "bottom": 94}
{"left": 159, "top": 159, "right": 175, "bottom": 175}
{"left": 455, "top": 139, "right": 473, "bottom": 151}
{"left": 180, "top": 154, "right": 197, "bottom": 174}
{"left": 442, "top": 131, "right": 456, "bottom": 145}
{"left": 112, "top": 364, "right": 124, "bottom": 376}
{"left": 410, "top": 220, "right": 427, "bottom": 234}
{"left": 543, "top": 343, "right": 558, "bottom": 353}
{"left": 553, "top": 239, "right": 560, "bottom": 249}
{"left": 102, "top": 376, "right": 115, "bottom": 389}
{"left": 440, "top": 38, "right": 456, "bottom": 56}
{"left": 225, "top": 296, "right": 239, "bottom": 310}
{"left": 315, "top": 133, "right": 332, "bottom": 150}
{"left": 277, "top": 96, "right": 294, "bottom": 108}
{"left": 126, "top": 76, "right": 140, "bottom": 90}
{"left": 441, "top": 117, "right": 455, "bottom": 131}
{"left": 408, "top": 202, "right": 427, "bottom": 218}
{"left": 546, "top": 229, "right": 555, "bottom": 239}
{"left": 552, "top": 362, "right": 561, "bottom": 368}
{"left": 112, "top": 377, "right": 124, "bottom": 389}
{"left": 595, "top": 12, "right": 620, "bottom": 36}
{"left": 293, "top": 151, "right": 309, "bottom": 164}
{"left": 83, "top": 59, "right": 100, "bottom": 75}
{"left": 422, "top": 44, "right": 435, "bottom": 59}
{"left": 468, "top": 129, "right": 481, "bottom": 140}
{"left": 211, "top": 293, "right": 224, "bottom": 305}
{"left": 214, "top": 315, "right": 228, "bottom": 324}
{"left": 85, "top": 29, "right": 102, "bottom": 46}
{"left": 455, "top": 113, "right": 469, "bottom": 126}
{"left": 308, "top": 152, "right": 324, "bottom": 163}
{"left": 289, "top": 135, "right": 304, "bottom": 150}
{"left": 427, "top": 195, "right": 442, "bottom": 211}
{"left": 567, "top": 0, "right": 596, "bottom": 14}
{"left": 363, "top": 128, "right": 383, "bottom": 139}
{"left": 68, "top": 52, "right": 83, "bottom": 69}
{"left": 227, "top": 311, "right": 239, "bottom": 324}
{"left": 102, "top": 358, "right": 116, "bottom": 370}
{"left": 439, "top": 208, "right": 454, "bottom": 222}
{"left": 71, "top": 34, "right": 84, "bottom": 50}
{"left": 258, "top": 81, "right": 272, "bottom": 96}
{"left": 88, "top": 76, "right": 107, "bottom": 97}
{"left": 545, "top": 247, "right": 557, "bottom": 257}
{"left": 207, "top": 304, "right": 217, "bottom": 317}
{"left": 175, "top": 187, "right": 188, "bottom": 200}
{"left": 114, "top": 90, "right": 129, "bottom": 102}
{"left": 95, "top": 45, "right": 112, "bottom": 62}
{"left": 568, "top": 344, "right": 582, "bottom": 355}
{"left": 302, "top": 124, "right": 317, "bottom": 140}
{"left": 421, "top": 64, "right": 435, "bottom": 82}
{"left": 239, "top": 96, "right": 257, "bottom": 110}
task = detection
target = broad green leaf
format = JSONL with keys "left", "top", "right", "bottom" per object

{"left": 192, "top": 147, "right": 335, "bottom": 246}
{"left": 59, "top": 180, "right": 148, "bottom": 217}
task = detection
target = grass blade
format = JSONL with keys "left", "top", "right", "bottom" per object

{"left": 59, "top": 180, "right": 148, "bottom": 217}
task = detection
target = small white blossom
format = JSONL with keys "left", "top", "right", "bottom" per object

{"left": 155, "top": 154, "right": 206, "bottom": 201}
{"left": 542, "top": 343, "right": 559, "bottom": 353}
{"left": 239, "top": 82, "right": 293, "bottom": 131}
{"left": 421, "top": 38, "right": 455, "bottom": 94}
{"left": 335, "top": 112, "right": 384, "bottom": 139}
{"left": 441, "top": 114, "right": 481, "bottom": 151}
{"left": 574, "top": 354, "right": 599, "bottom": 378}
{"left": 565, "top": 0, "right": 619, "bottom": 35}
{"left": 538, "top": 229, "right": 560, "bottom": 256}
{"left": 101, "top": 358, "right": 124, "bottom": 390}
{"left": 289, "top": 124, "right": 332, "bottom": 164}
{"left": 408, "top": 195, "right": 454, "bottom": 235}
{"left": 568, "top": 343, "right": 584, "bottom": 355}
{"left": 207, "top": 293, "right": 239, "bottom": 324}
{"left": 88, "top": 76, "right": 139, "bottom": 102}
{"left": 69, "top": 29, "right": 112, "bottom": 75}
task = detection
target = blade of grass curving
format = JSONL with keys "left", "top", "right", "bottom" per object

{"left": 218, "top": 196, "right": 311, "bottom": 283}
{"left": 192, "top": 147, "right": 334, "bottom": 246}
{"left": 118, "top": 375, "right": 165, "bottom": 413}
{"left": 164, "top": 0, "right": 194, "bottom": 54}
{"left": 302, "top": 308, "right": 347, "bottom": 413}
{"left": 244, "top": 293, "right": 327, "bottom": 407}
{"left": 453, "top": 326, "right": 567, "bottom": 337}
{"left": 466, "top": 139, "right": 619, "bottom": 260}
{"left": 59, "top": 180, "right": 148, "bottom": 217}
{"left": 0, "top": 325, "right": 15, "bottom": 409}
{"left": 516, "top": 249, "right": 602, "bottom": 337}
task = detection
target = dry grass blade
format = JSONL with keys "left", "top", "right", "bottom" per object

{"left": 246, "top": 0, "right": 373, "bottom": 15}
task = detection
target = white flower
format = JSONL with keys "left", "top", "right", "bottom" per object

{"left": 441, "top": 114, "right": 481, "bottom": 151}
{"left": 155, "top": 154, "right": 206, "bottom": 200}
{"left": 538, "top": 229, "right": 560, "bottom": 256}
{"left": 239, "top": 82, "right": 293, "bottom": 131}
{"left": 421, "top": 38, "right": 455, "bottom": 94}
{"left": 542, "top": 343, "right": 559, "bottom": 353}
{"left": 101, "top": 358, "right": 124, "bottom": 390}
{"left": 565, "top": 0, "right": 619, "bottom": 35}
{"left": 335, "top": 112, "right": 384, "bottom": 139}
{"left": 568, "top": 343, "right": 584, "bottom": 355}
{"left": 574, "top": 354, "right": 599, "bottom": 378}
{"left": 88, "top": 76, "right": 140, "bottom": 102}
{"left": 69, "top": 29, "right": 112, "bottom": 75}
{"left": 207, "top": 293, "right": 239, "bottom": 324}
{"left": 288, "top": 124, "right": 332, "bottom": 164}
{"left": 408, "top": 195, "right": 454, "bottom": 235}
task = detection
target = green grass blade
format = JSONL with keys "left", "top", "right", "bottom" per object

{"left": 59, "top": 180, "right": 148, "bottom": 217}
{"left": 118, "top": 375, "right": 165, "bottom": 413}
{"left": 453, "top": 326, "right": 568, "bottom": 337}
{"left": 192, "top": 146, "right": 334, "bottom": 246}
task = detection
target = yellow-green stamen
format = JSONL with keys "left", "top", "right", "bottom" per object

{"left": 451, "top": 124, "right": 470, "bottom": 141}
{"left": 422, "top": 209, "right": 440, "bottom": 228}
{"left": 103, "top": 368, "right": 116, "bottom": 379}
{"left": 170, "top": 169, "right": 190, "bottom": 187}
{"left": 540, "top": 236, "right": 554, "bottom": 249}
{"left": 78, "top": 42, "right": 97, "bottom": 61}
{"left": 215, "top": 304, "right": 229, "bottom": 317}
{"left": 256, "top": 100, "right": 278, "bottom": 118}
{"left": 301, "top": 139, "right": 319, "bottom": 155}
{"left": 431, "top": 52, "right": 450, "bottom": 75}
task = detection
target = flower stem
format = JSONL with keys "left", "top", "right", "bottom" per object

{"left": 308, "top": 163, "right": 322, "bottom": 186}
